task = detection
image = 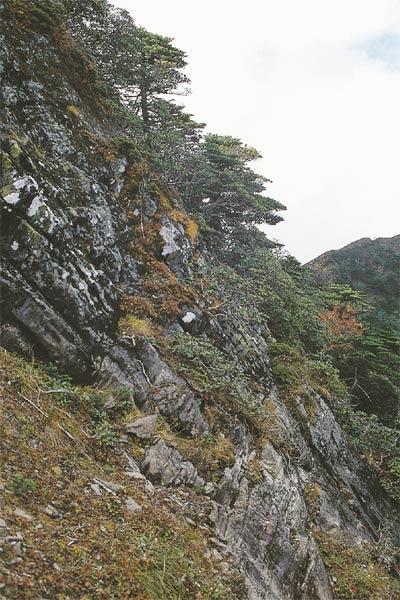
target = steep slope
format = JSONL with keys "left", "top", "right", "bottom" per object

{"left": 307, "top": 235, "right": 400, "bottom": 334}
{"left": 1, "top": 3, "right": 399, "bottom": 599}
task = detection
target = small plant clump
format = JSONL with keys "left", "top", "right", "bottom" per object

{"left": 118, "top": 314, "right": 155, "bottom": 337}
{"left": 65, "top": 104, "right": 80, "bottom": 118}
{"left": 303, "top": 482, "right": 321, "bottom": 522}
{"left": 165, "top": 333, "right": 267, "bottom": 428}
{"left": 9, "top": 475, "right": 37, "bottom": 498}
{"left": 244, "top": 456, "right": 264, "bottom": 485}
{"left": 156, "top": 422, "right": 235, "bottom": 480}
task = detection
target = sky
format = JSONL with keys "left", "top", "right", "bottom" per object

{"left": 114, "top": 0, "right": 400, "bottom": 262}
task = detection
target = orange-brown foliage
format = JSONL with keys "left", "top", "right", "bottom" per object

{"left": 319, "top": 305, "right": 364, "bottom": 347}
{"left": 120, "top": 295, "right": 156, "bottom": 319}
{"left": 159, "top": 299, "right": 182, "bottom": 320}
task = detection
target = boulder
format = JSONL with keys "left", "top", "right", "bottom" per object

{"left": 142, "top": 439, "right": 204, "bottom": 487}
{"left": 125, "top": 497, "right": 143, "bottom": 515}
{"left": 125, "top": 415, "right": 157, "bottom": 439}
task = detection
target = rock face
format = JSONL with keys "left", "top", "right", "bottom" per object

{"left": 125, "top": 415, "right": 157, "bottom": 439}
{"left": 210, "top": 391, "right": 399, "bottom": 599}
{"left": 0, "top": 6, "right": 399, "bottom": 599}
{"left": 143, "top": 439, "right": 204, "bottom": 487}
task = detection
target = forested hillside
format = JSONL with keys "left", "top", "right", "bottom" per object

{"left": 307, "top": 235, "right": 400, "bottom": 335}
{"left": 306, "top": 237, "right": 400, "bottom": 422}
{"left": 0, "top": 2, "right": 399, "bottom": 599}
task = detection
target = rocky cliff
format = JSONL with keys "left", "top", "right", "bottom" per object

{"left": 1, "top": 3, "right": 399, "bottom": 599}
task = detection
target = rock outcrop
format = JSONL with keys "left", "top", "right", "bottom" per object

{"left": 0, "top": 4, "right": 398, "bottom": 599}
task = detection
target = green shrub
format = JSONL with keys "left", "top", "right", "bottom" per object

{"left": 268, "top": 341, "right": 304, "bottom": 390}
{"left": 10, "top": 474, "right": 37, "bottom": 497}
{"left": 95, "top": 420, "right": 116, "bottom": 448}
{"left": 13, "top": 0, "right": 65, "bottom": 30}
{"left": 335, "top": 400, "right": 400, "bottom": 500}
{"left": 166, "top": 334, "right": 266, "bottom": 426}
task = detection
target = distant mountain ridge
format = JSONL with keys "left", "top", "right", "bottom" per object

{"left": 307, "top": 234, "right": 400, "bottom": 268}
{"left": 1, "top": 3, "right": 399, "bottom": 598}
{"left": 307, "top": 235, "right": 400, "bottom": 334}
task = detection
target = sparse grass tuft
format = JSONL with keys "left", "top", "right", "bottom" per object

{"left": 303, "top": 482, "right": 321, "bottom": 521}
{"left": 315, "top": 532, "right": 400, "bottom": 600}
{"left": 65, "top": 104, "right": 80, "bottom": 118}
{"left": 186, "top": 218, "right": 199, "bottom": 244}
{"left": 119, "top": 315, "right": 154, "bottom": 337}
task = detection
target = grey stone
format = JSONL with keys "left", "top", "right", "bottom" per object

{"left": 139, "top": 342, "right": 209, "bottom": 435}
{"left": 165, "top": 322, "right": 185, "bottom": 337}
{"left": 144, "top": 480, "right": 155, "bottom": 495}
{"left": 43, "top": 505, "right": 59, "bottom": 518}
{"left": 210, "top": 428, "right": 333, "bottom": 600}
{"left": 125, "top": 497, "right": 143, "bottom": 515}
{"left": 12, "top": 542, "right": 22, "bottom": 556}
{"left": 94, "top": 479, "right": 123, "bottom": 493}
{"left": 14, "top": 508, "right": 33, "bottom": 521}
{"left": 126, "top": 415, "right": 157, "bottom": 439}
{"left": 159, "top": 217, "right": 193, "bottom": 278}
{"left": 125, "top": 470, "right": 146, "bottom": 481}
{"left": 319, "top": 491, "right": 342, "bottom": 534}
{"left": 260, "top": 444, "right": 283, "bottom": 479}
{"left": 142, "top": 439, "right": 204, "bottom": 487}
{"left": 142, "top": 192, "right": 158, "bottom": 217}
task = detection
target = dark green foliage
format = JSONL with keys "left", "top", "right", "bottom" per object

{"left": 269, "top": 342, "right": 346, "bottom": 398}
{"left": 132, "top": 27, "right": 190, "bottom": 134}
{"left": 231, "top": 248, "right": 324, "bottom": 350}
{"left": 310, "top": 256, "right": 399, "bottom": 422}
{"left": 187, "top": 135, "right": 285, "bottom": 259}
{"left": 9, "top": 475, "right": 37, "bottom": 497}
{"left": 63, "top": 1, "right": 190, "bottom": 135}
{"left": 304, "top": 257, "right": 399, "bottom": 496}
{"left": 12, "top": 0, "right": 65, "bottom": 30}
{"left": 329, "top": 329, "right": 400, "bottom": 421}
{"left": 148, "top": 99, "right": 205, "bottom": 187}
{"left": 268, "top": 342, "right": 305, "bottom": 390}
{"left": 308, "top": 236, "right": 400, "bottom": 335}
{"left": 334, "top": 399, "right": 400, "bottom": 500}
{"left": 166, "top": 334, "right": 266, "bottom": 426}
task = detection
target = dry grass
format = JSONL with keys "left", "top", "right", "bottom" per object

{"left": 186, "top": 218, "right": 199, "bottom": 244}
{"left": 315, "top": 532, "right": 400, "bottom": 600}
{"left": 118, "top": 315, "right": 155, "bottom": 337}
{"left": 66, "top": 104, "right": 80, "bottom": 118}
{"left": 0, "top": 349, "right": 244, "bottom": 600}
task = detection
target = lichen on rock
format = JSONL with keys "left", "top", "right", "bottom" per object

{"left": 0, "top": 3, "right": 399, "bottom": 600}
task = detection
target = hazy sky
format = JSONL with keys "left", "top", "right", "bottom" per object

{"left": 114, "top": 0, "right": 400, "bottom": 262}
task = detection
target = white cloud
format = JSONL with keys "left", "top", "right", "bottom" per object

{"left": 114, "top": 0, "right": 400, "bottom": 261}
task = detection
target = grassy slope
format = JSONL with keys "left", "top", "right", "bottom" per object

{"left": 0, "top": 350, "right": 243, "bottom": 600}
